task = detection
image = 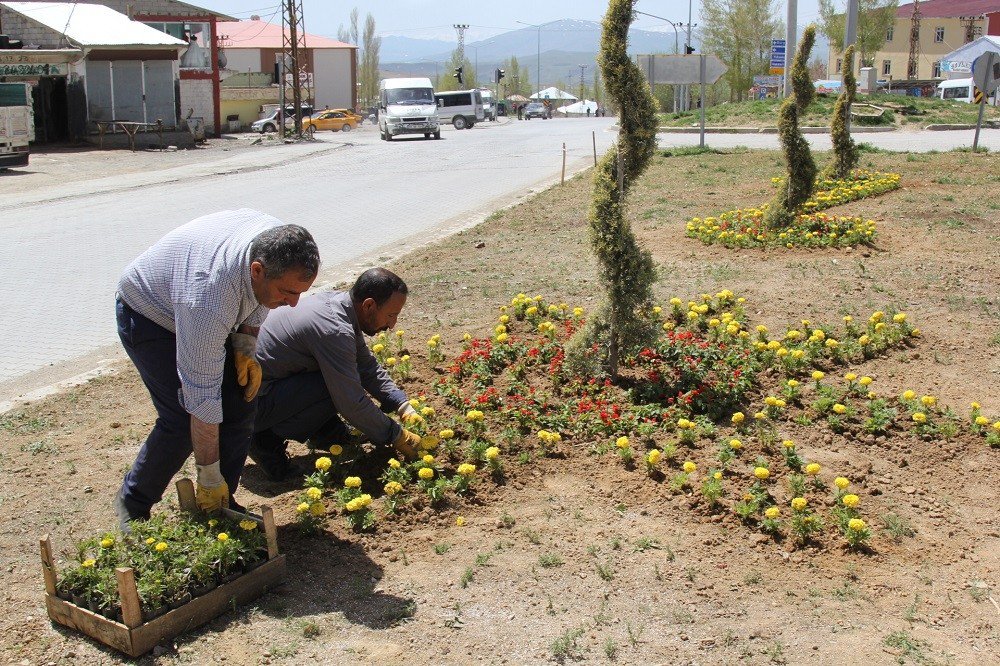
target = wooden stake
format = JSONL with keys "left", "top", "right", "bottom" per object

{"left": 593, "top": 131, "right": 597, "bottom": 166}
{"left": 262, "top": 505, "right": 278, "bottom": 560}
{"left": 115, "top": 567, "right": 143, "bottom": 629}
{"left": 175, "top": 478, "right": 197, "bottom": 514}
{"left": 40, "top": 535, "right": 57, "bottom": 595}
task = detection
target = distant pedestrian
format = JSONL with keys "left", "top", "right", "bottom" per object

{"left": 586, "top": 107, "right": 591, "bottom": 117}
{"left": 517, "top": 104, "right": 523, "bottom": 120}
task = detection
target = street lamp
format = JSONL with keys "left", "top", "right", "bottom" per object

{"left": 516, "top": 20, "right": 542, "bottom": 98}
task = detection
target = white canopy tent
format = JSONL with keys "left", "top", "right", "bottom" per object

{"left": 530, "top": 87, "right": 577, "bottom": 101}
{"left": 557, "top": 99, "right": 599, "bottom": 114}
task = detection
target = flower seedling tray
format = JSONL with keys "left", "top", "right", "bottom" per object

{"left": 40, "top": 479, "right": 286, "bottom": 657}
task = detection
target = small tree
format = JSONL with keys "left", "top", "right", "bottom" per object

{"left": 763, "top": 25, "right": 817, "bottom": 230}
{"left": 566, "top": 0, "right": 658, "bottom": 378}
{"left": 825, "top": 44, "right": 859, "bottom": 179}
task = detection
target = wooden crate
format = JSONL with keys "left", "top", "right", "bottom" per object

{"left": 41, "top": 479, "right": 287, "bottom": 657}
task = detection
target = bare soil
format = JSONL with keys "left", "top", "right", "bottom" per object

{"left": 1, "top": 148, "right": 999, "bottom": 665}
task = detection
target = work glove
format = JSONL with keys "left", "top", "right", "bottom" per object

{"left": 230, "top": 333, "right": 262, "bottom": 402}
{"left": 195, "top": 461, "right": 230, "bottom": 513}
{"left": 397, "top": 402, "right": 419, "bottom": 421}
{"left": 392, "top": 428, "right": 421, "bottom": 461}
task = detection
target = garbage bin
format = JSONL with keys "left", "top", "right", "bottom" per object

{"left": 226, "top": 113, "right": 241, "bottom": 133}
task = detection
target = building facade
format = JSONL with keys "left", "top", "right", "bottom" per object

{"left": 828, "top": 0, "right": 1000, "bottom": 82}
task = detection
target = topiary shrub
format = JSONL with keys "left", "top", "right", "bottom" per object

{"left": 825, "top": 44, "right": 860, "bottom": 179}
{"left": 565, "top": 0, "right": 659, "bottom": 378}
{"left": 763, "top": 25, "right": 817, "bottom": 230}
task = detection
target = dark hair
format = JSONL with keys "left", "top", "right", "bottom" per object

{"left": 350, "top": 268, "right": 408, "bottom": 306}
{"left": 250, "top": 225, "right": 320, "bottom": 279}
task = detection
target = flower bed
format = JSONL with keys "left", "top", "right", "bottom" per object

{"left": 686, "top": 169, "right": 900, "bottom": 248}
{"left": 41, "top": 479, "right": 284, "bottom": 657}
{"left": 293, "top": 292, "right": 997, "bottom": 551}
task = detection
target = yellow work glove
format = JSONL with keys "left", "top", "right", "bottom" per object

{"left": 397, "top": 402, "right": 419, "bottom": 422}
{"left": 393, "top": 428, "right": 421, "bottom": 461}
{"left": 230, "top": 333, "right": 261, "bottom": 402}
{"left": 195, "top": 461, "right": 230, "bottom": 513}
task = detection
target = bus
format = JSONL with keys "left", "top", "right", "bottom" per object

{"left": 434, "top": 89, "right": 485, "bottom": 130}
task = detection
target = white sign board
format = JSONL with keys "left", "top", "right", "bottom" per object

{"left": 636, "top": 54, "right": 727, "bottom": 85}
{"left": 972, "top": 51, "right": 1000, "bottom": 95}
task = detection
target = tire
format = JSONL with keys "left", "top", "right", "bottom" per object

{"left": 379, "top": 127, "right": 386, "bottom": 140}
{"left": 452, "top": 115, "right": 467, "bottom": 130}
{"left": 341, "top": 123, "right": 353, "bottom": 132}
{"left": 385, "top": 131, "right": 393, "bottom": 141}
{"left": 467, "top": 121, "right": 475, "bottom": 129}
{"left": 434, "top": 130, "right": 441, "bottom": 139}
{"left": 263, "top": 123, "right": 276, "bottom": 133}
{"left": 424, "top": 133, "right": 431, "bottom": 138}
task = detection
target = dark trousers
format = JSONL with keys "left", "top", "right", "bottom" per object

{"left": 116, "top": 298, "right": 256, "bottom": 515}
{"left": 255, "top": 371, "right": 348, "bottom": 446}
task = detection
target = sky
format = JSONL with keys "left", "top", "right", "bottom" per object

{"left": 197, "top": 0, "right": 828, "bottom": 43}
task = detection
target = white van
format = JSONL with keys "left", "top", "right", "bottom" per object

{"left": 434, "top": 90, "right": 485, "bottom": 130}
{"left": 938, "top": 78, "right": 974, "bottom": 103}
{"left": 480, "top": 89, "right": 496, "bottom": 121}
{"left": 378, "top": 77, "right": 440, "bottom": 140}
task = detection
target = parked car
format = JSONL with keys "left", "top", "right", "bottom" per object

{"left": 523, "top": 102, "right": 548, "bottom": 119}
{"left": 251, "top": 105, "right": 314, "bottom": 133}
{"left": 302, "top": 109, "right": 359, "bottom": 133}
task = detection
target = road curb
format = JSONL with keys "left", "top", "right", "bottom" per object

{"left": 658, "top": 125, "right": 896, "bottom": 134}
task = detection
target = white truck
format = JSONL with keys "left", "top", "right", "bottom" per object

{"left": 0, "top": 82, "right": 34, "bottom": 169}
{"left": 378, "top": 77, "right": 440, "bottom": 140}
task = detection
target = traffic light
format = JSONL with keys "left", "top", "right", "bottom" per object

{"left": 685, "top": 44, "right": 696, "bottom": 54}
{"left": 454, "top": 66, "right": 464, "bottom": 85}
{"left": 495, "top": 68, "right": 506, "bottom": 84}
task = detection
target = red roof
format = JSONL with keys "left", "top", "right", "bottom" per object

{"left": 217, "top": 20, "right": 355, "bottom": 49}
{"left": 897, "top": 0, "right": 1000, "bottom": 18}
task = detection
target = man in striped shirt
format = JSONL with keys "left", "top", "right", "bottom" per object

{"left": 114, "top": 209, "right": 319, "bottom": 528}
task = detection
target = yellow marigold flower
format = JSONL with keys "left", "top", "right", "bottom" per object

{"left": 842, "top": 494, "right": 860, "bottom": 508}
{"left": 647, "top": 449, "right": 662, "bottom": 465}
{"left": 384, "top": 481, "right": 403, "bottom": 495}
{"left": 682, "top": 461, "right": 697, "bottom": 474}
{"left": 870, "top": 311, "right": 884, "bottom": 323}
{"left": 395, "top": 329, "right": 405, "bottom": 338}
{"left": 427, "top": 339, "right": 438, "bottom": 349}
{"left": 912, "top": 412, "right": 927, "bottom": 424}
{"left": 669, "top": 297, "right": 682, "bottom": 306}
{"left": 455, "top": 516, "right": 466, "bottom": 527}
{"left": 834, "top": 477, "right": 849, "bottom": 490}
{"left": 971, "top": 402, "right": 981, "bottom": 410}
{"left": 616, "top": 436, "right": 630, "bottom": 449}
{"left": 388, "top": 458, "right": 401, "bottom": 469}
{"left": 485, "top": 446, "right": 500, "bottom": 460}
{"left": 403, "top": 413, "right": 423, "bottom": 425}
{"left": 920, "top": 395, "right": 937, "bottom": 408}
{"left": 653, "top": 306, "right": 662, "bottom": 315}
{"left": 420, "top": 436, "right": 439, "bottom": 451}
{"left": 874, "top": 322, "right": 886, "bottom": 332}
{"left": 526, "top": 306, "right": 538, "bottom": 316}
{"left": 418, "top": 467, "right": 434, "bottom": 480}
{"left": 82, "top": 558, "right": 96, "bottom": 568}
{"left": 992, "top": 422, "right": 1000, "bottom": 432}
{"left": 385, "top": 357, "right": 397, "bottom": 367}
{"left": 296, "top": 502, "right": 310, "bottom": 514}
{"left": 421, "top": 406, "right": 435, "bottom": 417}
{"left": 791, "top": 349, "right": 805, "bottom": 359}
{"left": 145, "top": 537, "right": 155, "bottom": 545}
{"left": 764, "top": 507, "right": 780, "bottom": 519}
{"left": 463, "top": 332, "right": 472, "bottom": 341}
{"left": 713, "top": 471, "right": 722, "bottom": 480}
{"left": 439, "top": 429, "right": 455, "bottom": 440}
{"left": 975, "top": 416, "right": 989, "bottom": 426}
{"left": 811, "top": 329, "right": 825, "bottom": 341}
{"left": 155, "top": 542, "right": 168, "bottom": 552}
{"left": 756, "top": 325, "right": 768, "bottom": 334}
{"left": 345, "top": 497, "right": 362, "bottom": 512}
{"left": 845, "top": 373, "right": 857, "bottom": 382}
{"left": 843, "top": 315, "right": 853, "bottom": 323}
{"left": 754, "top": 467, "right": 770, "bottom": 480}
{"left": 458, "top": 463, "right": 476, "bottom": 476}
{"left": 776, "top": 348, "right": 788, "bottom": 357}
{"left": 902, "top": 390, "right": 916, "bottom": 401}
{"left": 731, "top": 412, "right": 745, "bottom": 425}
{"left": 100, "top": 537, "right": 115, "bottom": 548}
{"left": 409, "top": 398, "right": 421, "bottom": 408}
{"left": 791, "top": 497, "right": 807, "bottom": 511}
{"left": 306, "top": 486, "right": 323, "bottom": 501}
{"left": 315, "top": 456, "right": 333, "bottom": 471}
{"left": 764, "top": 396, "right": 778, "bottom": 407}
{"left": 858, "top": 333, "right": 870, "bottom": 345}
{"left": 805, "top": 463, "right": 821, "bottom": 476}
{"left": 240, "top": 519, "right": 257, "bottom": 531}
{"left": 466, "top": 409, "right": 485, "bottom": 422}
{"left": 499, "top": 314, "right": 510, "bottom": 324}
{"left": 345, "top": 476, "right": 362, "bottom": 488}
{"left": 859, "top": 376, "right": 873, "bottom": 387}
{"left": 832, "top": 403, "right": 847, "bottom": 414}
{"left": 812, "top": 371, "right": 825, "bottom": 381}
{"left": 787, "top": 379, "right": 799, "bottom": 388}
{"left": 422, "top": 454, "right": 435, "bottom": 464}
{"left": 754, "top": 412, "right": 766, "bottom": 420}
{"left": 310, "top": 502, "right": 326, "bottom": 517}
{"left": 728, "top": 439, "right": 742, "bottom": 450}
{"left": 217, "top": 533, "right": 229, "bottom": 542}
{"left": 848, "top": 518, "right": 866, "bottom": 532}
{"left": 372, "top": 343, "right": 385, "bottom": 354}
{"left": 573, "top": 307, "right": 585, "bottom": 317}
{"left": 893, "top": 313, "right": 906, "bottom": 323}
{"left": 783, "top": 439, "right": 795, "bottom": 449}
{"left": 767, "top": 340, "right": 781, "bottom": 350}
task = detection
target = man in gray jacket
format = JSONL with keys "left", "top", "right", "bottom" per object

{"left": 249, "top": 268, "right": 420, "bottom": 479}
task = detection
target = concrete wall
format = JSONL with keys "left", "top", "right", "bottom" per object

{"left": 312, "top": 49, "right": 354, "bottom": 109}
{"left": 222, "top": 49, "right": 262, "bottom": 77}
{"left": 180, "top": 78, "right": 215, "bottom": 133}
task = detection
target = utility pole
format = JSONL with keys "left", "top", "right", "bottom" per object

{"left": 784, "top": 0, "right": 797, "bottom": 97}
{"left": 844, "top": 0, "right": 860, "bottom": 133}
{"left": 454, "top": 23, "right": 469, "bottom": 61}
{"left": 282, "top": 0, "right": 308, "bottom": 137}
{"left": 907, "top": 0, "right": 921, "bottom": 79}
{"left": 578, "top": 64, "right": 587, "bottom": 102}
{"left": 684, "top": 0, "right": 693, "bottom": 111}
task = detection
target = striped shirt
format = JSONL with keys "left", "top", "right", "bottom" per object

{"left": 117, "top": 209, "right": 282, "bottom": 424}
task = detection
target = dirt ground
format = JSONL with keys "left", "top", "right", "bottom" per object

{"left": 1, "top": 148, "right": 999, "bottom": 665}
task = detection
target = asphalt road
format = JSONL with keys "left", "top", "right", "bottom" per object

{"left": 2, "top": 119, "right": 998, "bottom": 404}
{"left": 0, "top": 118, "right": 618, "bottom": 401}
